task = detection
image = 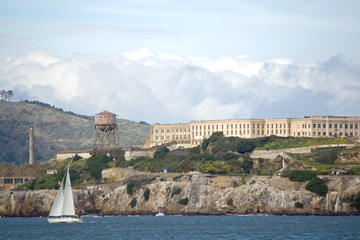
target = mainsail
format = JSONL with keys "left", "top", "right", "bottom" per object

{"left": 49, "top": 179, "right": 64, "bottom": 217}
{"left": 62, "top": 166, "right": 76, "bottom": 216}
{"left": 48, "top": 165, "right": 76, "bottom": 217}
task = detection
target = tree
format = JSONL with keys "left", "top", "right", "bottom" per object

{"left": 6, "top": 90, "right": 13, "bottom": 101}
{"left": 241, "top": 155, "right": 253, "bottom": 174}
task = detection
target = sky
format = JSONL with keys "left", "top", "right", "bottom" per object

{"left": 0, "top": 0, "right": 360, "bottom": 123}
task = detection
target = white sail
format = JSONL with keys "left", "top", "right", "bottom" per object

{"left": 49, "top": 180, "right": 64, "bottom": 217}
{"left": 61, "top": 166, "right": 76, "bottom": 216}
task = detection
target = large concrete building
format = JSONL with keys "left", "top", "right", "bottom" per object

{"left": 146, "top": 116, "right": 360, "bottom": 147}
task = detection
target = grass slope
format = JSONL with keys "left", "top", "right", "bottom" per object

{"left": 0, "top": 101, "right": 149, "bottom": 164}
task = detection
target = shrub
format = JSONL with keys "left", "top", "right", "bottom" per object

{"left": 289, "top": 170, "right": 317, "bottom": 182}
{"left": 144, "top": 188, "right": 150, "bottom": 201}
{"left": 85, "top": 152, "right": 113, "bottom": 180}
{"left": 208, "top": 132, "right": 224, "bottom": 143}
{"left": 236, "top": 141, "right": 256, "bottom": 154}
{"left": 294, "top": 202, "right": 304, "bottom": 208}
{"left": 154, "top": 146, "right": 169, "bottom": 159}
{"left": 201, "top": 139, "right": 210, "bottom": 151}
{"left": 305, "top": 177, "right": 328, "bottom": 196}
{"left": 310, "top": 147, "right": 344, "bottom": 164}
{"left": 347, "top": 192, "right": 360, "bottom": 211}
{"left": 171, "top": 187, "right": 182, "bottom": 198}
{"left": 130, "top": 197, "right": 137, "bottom": 208}
{"left": 173, "top": 175, "right": 183, "bottom": 181}
{"left": 241, "top": 155, "right": 253, "bottom": 174}
{"left": 32, "top": 175, "right": 58, "bottom": 190}
{"left": 72, "top": 154, "right": 82, "bottom": 161}
{"left": 178, "top": 197, "right": 189, "bottom": 205}
{"left": 127, "top": 181, "right": 135, "bottom": 195}
{"left": 227, "top": 198, "right": 233, "bottom": 206}
{"left": 126, "top": 178, "right": 154, "bottom": 195}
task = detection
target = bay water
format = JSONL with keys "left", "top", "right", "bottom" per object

{"left": 1, "top": 215, "right": 359, "bottom": 240}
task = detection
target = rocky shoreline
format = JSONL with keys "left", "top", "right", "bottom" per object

{"left": 1, "top": 175, "right": 359, "bottom": 217}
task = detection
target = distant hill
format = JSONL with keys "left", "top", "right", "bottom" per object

{"left": 0, "top": 100, "right": 150, "bottom": 164}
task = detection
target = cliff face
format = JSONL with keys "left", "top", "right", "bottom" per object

{"left": 1, "top": 175, "right": 359, "bottom": 217}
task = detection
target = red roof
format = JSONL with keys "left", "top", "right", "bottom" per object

{"left": 96, "top": 110, "right": 116, "bottom": 116}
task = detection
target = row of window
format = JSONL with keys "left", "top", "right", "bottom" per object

{"left": 0, "top": 178, "right": 29, "bottom": 184}
{"left": 153, "top": 128, "right": 190, "bottom": 134}
{"left": 311, "top": 123, "right": 359, "bottom": 129}
{"left": 296, "top": 132, "right": 359, "bottom": 137}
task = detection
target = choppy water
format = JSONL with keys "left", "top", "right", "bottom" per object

{"left": 1, "top": 215, "right": 359, "bottom": 240}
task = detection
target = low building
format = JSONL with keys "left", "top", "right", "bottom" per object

{"left": 146, "top": 116, "right": 360, "bottom": 147}
{"left": 56, "top": 149, "right": 92, "bottom": 160}
{"left": 0, "top": 165, "right": 42, "bottom": 191}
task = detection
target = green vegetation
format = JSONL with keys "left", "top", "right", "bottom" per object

{"left": 171, "top": 187, "right": 182, "bottom": 198}
{"left": 257, "top": 137, "right": 352, "bottom": 150}
{"left": 144, "top": 188, "right": 150, "bottom": 201}
{"left": 351, "top": 192, "right": 360, "bottom": 211}
{"left": 85, "top": 152, "right": 113, "bottom": 180}
{"left": 227, "top": 198, "right": 233, "bottom": 206}
{"left": 21, "top": 152, "right": 118, "bottom": 190}
{"left": 288, "top": 170, "right": 317, "bottom": 182}
{"left": 294, "top": 202, "right": 304, "bottom": 208}
{"left": 309, "top": 147, "right": 345, "bottom": 164}
{"left": 126, "top": 177, "right": 156, "bottom": 195}
{"left": 178, "top": 197, "right": 189, "bottom": 205}
{"left": 305, "top": 177, "right": 328, "bottom": 196}
{"left": 130, "top": 197, "right": 137, "bottom": 208}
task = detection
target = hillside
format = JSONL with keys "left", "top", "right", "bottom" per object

{"left": 0, "top": 101, "right": 149, "bottom": 164}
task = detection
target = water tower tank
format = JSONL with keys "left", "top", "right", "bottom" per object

{"left": 94, "top": 111, "right": 119, "bottom": 149}
{"left": 95, "top": 111, "right": 117, "bottom": 132}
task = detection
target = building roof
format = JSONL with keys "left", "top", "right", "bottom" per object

{"left": 96, "top": 110, "right": 116, "bottom": 116}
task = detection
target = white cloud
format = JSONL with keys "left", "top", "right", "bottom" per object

{"left": 1, "top": 49, "right": 360, "bottom": 123}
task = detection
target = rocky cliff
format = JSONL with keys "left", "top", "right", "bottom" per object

{"left": 1, "top": 175, "right": 359, "bottom": 217}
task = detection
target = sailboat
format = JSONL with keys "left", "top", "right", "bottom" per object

{"left": 48, "top": 165, "right": 80, "bottom": 223}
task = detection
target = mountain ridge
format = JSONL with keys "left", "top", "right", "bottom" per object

{"left": 0, "top": 100, "right": 149, "bottom": 164}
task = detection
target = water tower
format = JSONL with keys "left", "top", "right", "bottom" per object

{"left": 94, "top": 111, "right": 119, "bottom": 149}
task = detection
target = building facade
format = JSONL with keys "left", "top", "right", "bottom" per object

{"left": 146, "top": 116, "right": 360, "bottom": 147}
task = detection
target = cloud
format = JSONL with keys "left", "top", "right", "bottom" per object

{"left": 1, "top": 49, "right": 360, "bottom": 123}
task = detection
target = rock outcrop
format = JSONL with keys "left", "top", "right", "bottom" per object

{"left": 1, "top": 175, "right": 359, "bottom": 217}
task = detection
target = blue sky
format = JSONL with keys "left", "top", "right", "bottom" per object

{"left": 1, "top": 0, "right": 359, "bottom": 61}
{"left": 0, "top": 0, "right": 360, "bottom": 122}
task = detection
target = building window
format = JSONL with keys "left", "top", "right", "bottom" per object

{"left": 329, "top": 124, "right": 332, "bottom": 128}
{"left": 155, "top": 136, "right": 158, "bottom": 140}
{"left": 323, "top": 124, "right": 326, "bottom": 128}
{"left": 334, "top": 124, "right": 338, "bottom": 128}
{"left": 350, "top": 124, "right": 353, "bottom": 129}
{"left": 313, "top": 124, "right": 316, "bottom": 128}
{"left": 318, "top": 124, "right": 321, "bottom": 128}
{"left": 345, "top": 124, "right": 348, "bottom": 129}
{"left": 297, "top": 132, "right": 300, "bottom": 136}
{"left": 155, "top": 129, "right": 158, "bottom": 133}
{"left": 355, "top": 124, "right": 358, "bottom": 129}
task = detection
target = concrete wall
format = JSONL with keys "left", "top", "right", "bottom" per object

{"left": 56, "top": 152, "right": 91, "bottom": 160}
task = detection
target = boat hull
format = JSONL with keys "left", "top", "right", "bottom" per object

{"left": 48, "top": 217, "right": 80, "bottom": 223}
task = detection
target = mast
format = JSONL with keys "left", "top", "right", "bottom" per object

{"left": 61, "top": 165, "right": 76, "bottom": 216}
{"left": 49, "top": 179, "right": 64, "bottom": 217}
